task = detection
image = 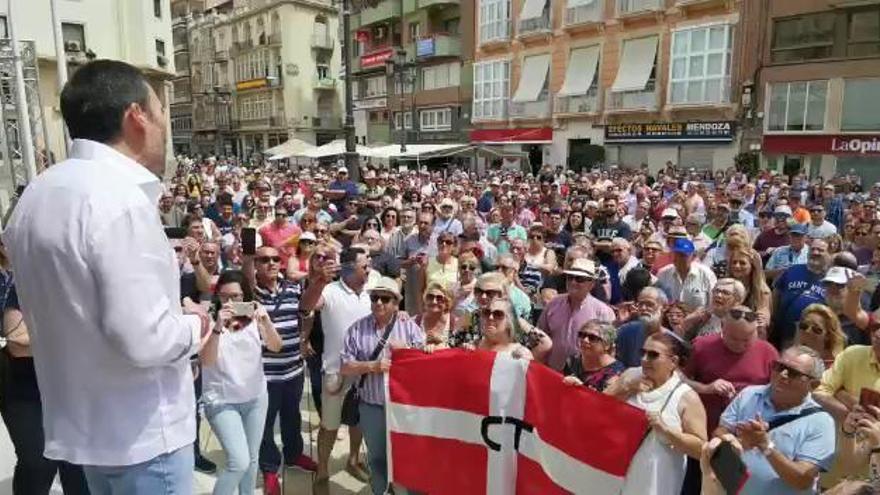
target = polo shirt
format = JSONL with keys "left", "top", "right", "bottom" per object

{"left": 486, "top": 223, "right": 527, "bottom": 256}
{"left": 254, "top": 277, "right": 304, "bottom": 382}
{"left": 772, "top": 264, "right": 825, "bottom": 347}
{"left": 765, "top": 245, "right": 809, "bottom": 271}
{"left": 720, "top": 385, "right": 836, "bottom": 495}
{"left": 538, "top": 294, "right": 615, "bottom": 371}
{"left": 655, "top": 262, "right": 717, "bottom": 309}
{"left": 319, "top": 280, "right": 372, "bottom": 374}
{"left": 807, "top": 221, "right": 837, "bottom": 239}
{"left": 685, "top": 334, "right": 778, "bottom": 432}
{"left": 753, "top": 229, "right": 790, "bottom": 253}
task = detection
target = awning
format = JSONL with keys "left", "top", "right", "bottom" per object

{"left": 296, "top": 139, "right": 370, "bottom": 158}
{"left": 611, "top": 36, "right": 658, "bottom": 92}
{"left": 361, "top": 143, "right": 471, "bottom": 159}
{"left": 559, "top": 45, "right": 600, "bottom": 96}
{"left": 470, "top": 127, "right": 552, "bottom": 144}
{"left": 265, "top": 138, "right": 316, "bottom": 160}
{"left": 567, "top": 0, "right": 595, "bottom": 6}
{"left": 520, "top": 0, "right": 548, "bottom": 20}
{"left": 511, "top": 54, "right": 551, "bottom": 103}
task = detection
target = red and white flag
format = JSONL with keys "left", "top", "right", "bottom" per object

{"left": 386, "top": 349, "right": 649, "bottom": 494}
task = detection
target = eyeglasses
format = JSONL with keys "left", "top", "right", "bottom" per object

{"left": 218, "top": 292, "right": 244, "bottom": 302}
{"left": 634, "top": 300, "right": 659, "bottom": 311}
{"left": 256, "top": 256, "right": 281, "bottom": 263}
{"left": 460, "top": 264, "right": 478, "bottom": 271}
{"left": 439, "top": 239, "right": 455, "bottom": 246}
{"left": 729, "top": 308, "right": 758, "bottom": 322}
{"left": 577, "top": 332, "right": 605, "bottom": 344}
{"left": 315, "top": 229, "right": 328, "bottom": 235}
{"left": 566, "top": 274, "right": 594, "bottom": 284}
{"left": 425, "top": 293, "right": 447, "bottom": 304}
{"left": 480, "top": 309, "right": 506, "bottom": 321}
{"left": 301, "top": 218, "right": 316, "bottom": 224}
{"left": 528, "top": 235, "right": 544, "bottom": 241}
{"left": 640, "top": 348, "right": 670, "bottom": 361}
{"left": 771, "top": 360, "right": 813, "bottom": 381}
{"left": 370, "top": 294, "right": 394, "bottom": 305}
{"left": 798, "top": 321, "right": 825, "bottom": 336}
{"left": 712, "top": 287, "right": 734, "bottom": 296}
{"left": 474, "top": 287, "right": 503, "bottom": 299}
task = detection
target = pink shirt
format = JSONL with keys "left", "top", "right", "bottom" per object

{"left": 259, "top": 222, "right": 301, "bottom": 268}
{"left": 538, "top": 294, "right": 616, "bottom": 371}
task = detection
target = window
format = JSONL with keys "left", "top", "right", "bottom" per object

{"left": 317, "top": 65, "right": 330, "bottom": 79}
{"left": 767, "top": 80, "right": 827, "bottom": 132}
{"left": 234, "top": 50, "right": 273, "bottom": 81}
{"left": 421, "top": 63, "right": 460, "bottom": 90}
{"left": 848, "top": 8, "right": 880, "bottom": 56}
{"left": 365, "top": 75, "right": 387, "bottom": 97}
{"left": 156, "top": 39, "right": 167, "bottom": 66}
{"left": 842, "top": 78, "right": 880, "bottom": 131}
{"left": 154, "top": 0, "right": 162, "bottom": 18}
{"left": 62, "top": 23, "right": 85, "bottom": 51}
{"left": 479, "top": 0, "right": 511, "bottom": 43}
{"left": 238, "top": 93, "right": 272, "bottom": 121}
{"left": 420, "top": 108, "right": 452, "bottom": 131}
{"left": 394, "top": 112, "right": 413, "bottom": 129}
{"left": 409, "top": 22, "right": 420, "bottom": 41}
{"left": 442, "top": 18, "right": 460, "bottom": 35}
{"left": 0, "top": 16, "right": 7, "bottom": 38}
{"left": 669, "top": 25, "right": 732, "bottom": 105}
{"left": 473, "top": 59, "right": 510, "bottom": 120}
{"left": 771, "top": 13, "right": 835, "bottom": 63}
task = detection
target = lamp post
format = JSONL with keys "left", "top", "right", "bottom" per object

{"left": 341, "top": 0, "right": 359, "bottom": 181}
{"left": 385, "top": 48, "right": 416, "bottom": 154}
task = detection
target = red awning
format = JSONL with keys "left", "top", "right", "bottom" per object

{"left": 763, "top": 134, "right": 880, "bottom": 156}
{"left": 470, "top": 127, "right": 552, "bottom": 144}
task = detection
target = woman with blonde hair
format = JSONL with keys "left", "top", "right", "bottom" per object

{"left": 416, "top": 283, "right": 454, "bottom": 349}
{"left": 795, "top": 304, "right": 845, "bottom": 367}
{"left": 726, "top": 246, "right": 771, "bottom": 336}
{"left": 705, "top": 223, "right": 751, "bottom": 273}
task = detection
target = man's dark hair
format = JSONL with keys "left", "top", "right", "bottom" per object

{"left": 60, "top": 60, "right": 151, "bottom": 143}
{"left": 340, "top": 247, "right": 367, "bottom": 266}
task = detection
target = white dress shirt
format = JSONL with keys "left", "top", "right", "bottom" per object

{"left": 319, "top": 279, "right": 372, "bottom": 374}
{"left": 4, "top": 139, "right": 202, "bottom": 466}
{"left": 655, "top": 262, "right": 718, "bottom": 309}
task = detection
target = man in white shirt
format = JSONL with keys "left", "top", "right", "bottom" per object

{"left": 656, "top": 238, "right": 718, "bottom": 310}
{"left": 300, "top": 247, "right": 373, "bottom": 485}
{"left": 3, "top": 60, "right": 210, "bottom": 494}
{"left": 807, "top": 204, "right": 837, "bottom": 239}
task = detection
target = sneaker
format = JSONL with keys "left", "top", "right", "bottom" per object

{"left": 286, "top": 454, "right": 318, "bottom": 472}
{"left": 263, "top": 471, "right": 281, "bottom": 495}
{"left": 194, "top": 454, "right": 217, "bottom": 474}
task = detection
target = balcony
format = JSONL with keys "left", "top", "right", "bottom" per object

{"left": 313, "top": 114, "right": 341, "bottom": 129}
{"left": 519, "top": 10, "right": 552, "bottom": 37}
{"left": 605, "top": 80, "right": 659, "bottom": 112}
{"left": 360, "top": 1, "right": 401, "bottom": 27}
{"left": 313, "top": 76, "right": 338, "bottom": 91}
{"left": 230, "top": 39, "right": 253, "bottom": 55}
{"left": 510, "top": 93, "right": 552, "bottom": 119}
{"left": 555, "top": 87, "right": 601, "bottom": 114}
{"left": 312, "top": 33, "right": 335, "bottom": 50}
{"left": 676, "top": 0, "right": 726, "bottom": 7}
{"left": 269, "top": 32, "right": 282, "bottom": 45}
{"left": 479, "top": 21, "right": 513, "bottom": 45}
{"left": 215, "top": 49, "right": 228, "bottom": 60}
{"left": 565, "top": 0, "right": 603, "bottom": 27}
{"left": 235, "top": 115, "right": 287, "bottom": 129}
{"left": 617, "top": 0, "right": 663, "bottom": 17}
{"left": 418, "top": 0, "right": 459, "bottom": 8}
{"left": 413, "top": 34, "right": 461, "bottom": 59}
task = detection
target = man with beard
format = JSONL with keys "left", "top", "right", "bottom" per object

{"left": 614, "top": 286, "right": 669, "bottom": 367}
{"left": 590, "top": 196, "right": 632, "bottom": 241}
{"left": 770, "top": 239, "right": 832, "bottom": 349}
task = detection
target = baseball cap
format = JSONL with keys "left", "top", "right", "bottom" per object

{"left": 661, "top": 208, "right": 679, "bottom": 219}
{"left": 671, "top": 238, "right": 695, "bottom": 255}
{"left": 774, "top": 205, "right": 793, "bottom": 217}
{"left": 822, "top": 266, "right": 853, "bottom": 285}
{"left": 337, "top": 166, "right": 348, "bottom": 174}
{"left": 790, "top": 223, "right": 808, "bottom": 235}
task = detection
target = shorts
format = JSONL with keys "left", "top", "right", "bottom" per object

{"left": 320, "top": 373, "right": 354, "bottom": 430}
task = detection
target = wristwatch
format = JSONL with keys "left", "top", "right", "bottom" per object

{"left": 761, "top": 440, "right": 775, "bottom": 457}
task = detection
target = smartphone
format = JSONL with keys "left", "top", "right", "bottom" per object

{"left": 241, "top": 228, "right": 257, "bottom": 255}
{"left": 860, "top": 388, "right": 880, "bottom": 409}
{"left": 230, "top": 301, "right": 255, "bottom": 319}
{"left": 164, "top": 227, "right": 187, "bottom": 240}
{"left": 710, "top": 440, "right": 749, "bottom": 495}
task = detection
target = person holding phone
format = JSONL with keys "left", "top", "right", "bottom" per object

{"left": 200, "top": 271, "right": 282, "bottom": 495}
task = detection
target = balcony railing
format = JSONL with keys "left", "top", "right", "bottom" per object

{"left": 269, "top": 32, "right": 282, "bottom": 45}
{"left": 313, "top": 114, "right": 341, "bottom": 129}
{"left": 617, "top": 0, "right": 662, "bottom": 16}
{"left": 555, "top": 87, "right": 601, "bottom": 114}
{"left": 214, "top": 49, "right": 228, "bottom": 60}
{"left": 605, "top": 80, "right": 659, "bottom": 111}
{"left": 311, "top": 33, "right": 335, "bottom": 50}
{"left": 235, "top": 115, "right": 287, "bottom": 128}
{"left": 565, "top": 0, "right": 603, "bottom": 26}
{"left": 479, "top": 21, "right": 513, "bottom": 45}
{"left": 667, "top": 77, "right": 732, "bottom": 107}
{"left": 360, "top": 1, "right": 401, "bottom": 26}
{"left": 313, "top": 76, "right": 337, "bottom": 90}
{"left": 519, "top": 10, "right": 552, "bottom": 36}
{"left": 509, "top": 94, "right": 552, "bottom": 119}
{"left": 412, "top": 34, "right": 462, "bottom": 58}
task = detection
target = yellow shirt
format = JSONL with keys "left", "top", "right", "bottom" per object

{"left": 426, "top": 257, "right": 458, "bottom": 291}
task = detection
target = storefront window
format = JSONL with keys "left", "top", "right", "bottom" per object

{"left": 767, "top": 80, "right": 827, "bottom": 132}
{"left": 842, "top": 78, "right": 880, "bottom": 131}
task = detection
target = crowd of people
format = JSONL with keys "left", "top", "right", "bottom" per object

{"left": 4, "top": 60, "right": 880, "bottom": 495}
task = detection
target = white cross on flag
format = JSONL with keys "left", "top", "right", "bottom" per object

{"left": 386, "top": 349, "right": 649, "bottom": 494}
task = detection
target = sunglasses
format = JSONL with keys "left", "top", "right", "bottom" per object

{"left": 315, "top": 229, "right": 328, "bottom": 235}
{"left": 474, "top": 287, "right": 503, "bottom": 299}
{"left": 640, "top": 348, "right": 668, "bottom": 361}
{"left": 566, "top": 274, "right": 594, "bottom": 284}
{"left": 460, "top": 264, "right": 478, "bottom": 271}
{"left": 771, "top": 360, "right": 813, "bottom": 381}
{"left": 439, "top": 239, "right": 455, "bottom": 246}
{"left": 729, "top": 308, "right": 758, "bottom": 322}
{"left": 425, "top": 293, "right": 446, "bottom": 303}
{"left": 528, "top": 235, "right": 544, "bottom": 241}
{"left": 370, "top": 294, "right": 394, "bottom": 305}
{"left": 256, "top": 256, "right": 281, "bottom": 263}
{"left": 798, "top": 321, "right": 825, "bottom": 336}
{"left": 480, "top": 309, "right": 506, "bottom": 321}
{"left": 577, "top": 332, "right": 604, "bottom": 344}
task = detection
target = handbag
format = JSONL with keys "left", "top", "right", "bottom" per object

{"left": 341, "top": 312, "right": 399, "bottom": 426}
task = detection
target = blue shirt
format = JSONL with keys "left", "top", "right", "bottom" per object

{"left": 615, "top": 320, "right": 652, "bottom": 368}
{"left": 477, "top": 191, "right": 495, "bottom": 213}
{"left": 486, "top": 223, "right": 527, "bottom": 255}
{"left": 772, "top": 264, "right": 824, "bottom": 346}
{"left": 766, "top": 245, "right": 809, "bottom": 271}
{"left": 719, "top": 385, "right": 836, "bottom": 495}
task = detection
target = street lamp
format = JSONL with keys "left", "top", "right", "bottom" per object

{"left": 385, "top": 48, "right": 416, "bottom": 154}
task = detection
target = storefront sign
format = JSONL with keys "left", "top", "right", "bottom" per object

{"left": 361, "top": 48, "right": 394, "bottom": 68}
{"left": 470, "top": 127, "right": 553, "bottom": 144}
{"left": 604, "top": 121, "right": 735, "bottom": 142}
{"left": 763, "top": 134, "right": 880, "bottom": 156}
{"left": 235, "top": 78, "right": 267, "bottom": 91}
{"left": 417, "top": 38, "right": 435, "bottom": 57}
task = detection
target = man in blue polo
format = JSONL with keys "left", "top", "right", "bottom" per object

{"left": 770, "top": 238, "right": 831, "bottom": 349}
{"left": 765, "top": 223, "right": 810, "bottom": 280}
{"left": 716, "top": 345, "right": 835, "bottom": 495}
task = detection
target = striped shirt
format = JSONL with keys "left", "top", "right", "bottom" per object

{"left": 254, "top": 276, "right": 303, "bottom": 382}
{"left": 340, "top": 313, "right": 425, "bottom": 406}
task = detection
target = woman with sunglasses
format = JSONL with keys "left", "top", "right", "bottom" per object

{"left": 468, "top": 298, "right": 533, "bottom": 360}
{"left": 524, "top": 224, "right": 557, "bottom": 274}
{"left": 562, "top": 321, "right": 625, "bottom": 392}
{"left": 424, "top": 231, "right": 459, "bottom": 291}
{"left": 609, "top": 330, "right": 707, "bottom": 495}
{"left": 451, "top": 252, "right": 482, "bottom": 315}
{"left": 201, "top": 271, "right": 283, "bottom": 495}
{"left": 285, "top": 232, "right": 317, "bottom": 282}
{"left": 726, "top": 245, "right": 771, "bottom": 336}
{"left": 416, "top": 283, "right": 454, "bottom": 350}
{"left": 794, "top": 304, "right": 845, "bottom": 368}
{"left": 378, "top": 207, "right": 400, "bottom": 244}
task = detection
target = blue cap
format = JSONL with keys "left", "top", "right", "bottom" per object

{"left": 671, "top": 238, "right": 695, "bottom": 255}
{"left": 790, "top": 223, "right": 808, "bottom": 235}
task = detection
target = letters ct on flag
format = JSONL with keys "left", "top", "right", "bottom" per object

{"left": 386, "top": 349, "right": 649, "bottom": 494}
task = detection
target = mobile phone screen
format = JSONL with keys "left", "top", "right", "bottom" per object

{"left": 710, "top": 441, "right": 749, "bottom": 495}
{"left": 241, "top": 228, "right": 257, "bottom": 255}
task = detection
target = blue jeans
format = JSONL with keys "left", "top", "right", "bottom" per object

{"left": 259, "top": 374, "right": 305, "bottom": 472}
{"left": 82, "top": 445, "right": 193, "bottom": 495}
{"left": 205, "top": 392, "right": 268, "bottom": 495}
{"left": 360, "top": 402, "right": 388, "bottom": 495}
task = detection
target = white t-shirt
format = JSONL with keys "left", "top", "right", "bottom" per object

{"left": 320, "top": 280, "right": 372, "bottom": 374}
{"left": 202, "top": 320, "right": 266, "bottom": 406}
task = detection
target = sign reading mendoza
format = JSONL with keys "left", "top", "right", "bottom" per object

{"left": 605, "top": 121, "right": 735, "bottom": 143}
{"left": 386, "top": 349, "right": 649, "bottom": 494}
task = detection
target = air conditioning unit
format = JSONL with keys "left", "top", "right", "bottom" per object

{"left": 65, "top": 41, "right": 82, "bottom": 53}
{"left": 157, "top": 55, "right": 168, "bottom": 67}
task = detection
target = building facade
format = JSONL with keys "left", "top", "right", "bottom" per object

{"left": 215, "top": 0, "right": 342, "bottom": 160}
{"left": 170, "top": 0, "right": 207, "bottom": 155}
{"left": 349, "top": 0, "right": 474, "bottom": 146}
{"left": 471, "top": 0, "right": 752, "bottom": 172}
{"left": 740, "top": 0, "right": 880, "bottom": 184}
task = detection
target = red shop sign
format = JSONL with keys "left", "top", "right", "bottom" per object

{"left": 361, "top": 48, "right": 394, "bottom": 68}
{"left": 763, "top": 134, "right": 880, "bottom": 156}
